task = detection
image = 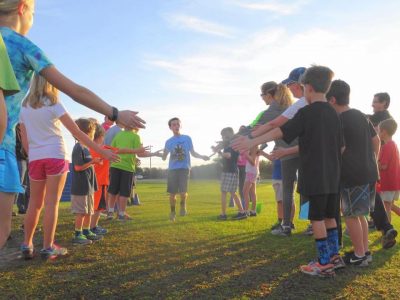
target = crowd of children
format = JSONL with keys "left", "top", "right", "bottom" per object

{"left": 0, "top": 0, "right": 399, "bottom": 280}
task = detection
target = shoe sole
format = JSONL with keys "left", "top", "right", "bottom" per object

{"left": 382, "top": 229, "right": 398, "bottom": 249}
{"left": 300, "top": 268, "right": 335, "bottom": 278}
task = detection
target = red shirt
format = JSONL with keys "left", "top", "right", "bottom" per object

{"left": 379, "top": 140, "right": 400, "bottom": 191}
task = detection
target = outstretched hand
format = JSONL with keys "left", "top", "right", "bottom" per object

{"left": 270, "top": 147, "right": 288, "bottom": 160}
{"left": 118, "top": 110, "right": 146, "bottom": 129}
{"left": 202, "top": 155, "right": 210, "bottom": 161}
{"left": 100, "top": 148, "right": 120, "bottom": 163}
{"left": 231, "top": 135, "right": 253, "bottom": 152}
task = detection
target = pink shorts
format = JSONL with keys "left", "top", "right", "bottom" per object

{"left": 29, "top": 158, "right": 70, "bottom": 181}
{"left": 245, "top": 172, "right": 258, "bottom": 183}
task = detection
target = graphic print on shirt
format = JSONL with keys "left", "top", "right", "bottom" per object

{"left": 171, "top": 143, "right": 186, "bottom": 162}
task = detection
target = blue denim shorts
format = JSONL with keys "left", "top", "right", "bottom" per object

{"left": 0, "top": 149, "right": 24, "bottom": 194}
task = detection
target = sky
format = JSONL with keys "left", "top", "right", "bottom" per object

{"left": 29, "top": 0, "right": 400, "bottom": 168}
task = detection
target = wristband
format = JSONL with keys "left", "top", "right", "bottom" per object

{"left": 109, "top": 106, "right": 119, "bottom": 122}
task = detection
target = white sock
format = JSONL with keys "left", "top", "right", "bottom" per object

{"left": 109, "top": 208, "right": 114, "bottom": 213}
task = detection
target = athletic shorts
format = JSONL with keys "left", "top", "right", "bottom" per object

{"left": 71, "top": 194, "right": 94, "bottom": 215}
{"left": 94, "top": 184, "right": 108, "bottom": 211}
{"left": 167, "top": 168, "right": 190, "bottom": 194}
{"left": 0, "top": 149, "right": 24, "bottom": 193}
{"left": 245, "top": 172, "right": 257, "bottom": 183}
{"left": 341, "top": 184, "right": 374, "bottom": 217}
{"left": 300, "top": 193, "right": 339, "bottom": 221}
{"left": 108, "top": 167, "right": 134, "bottom": 197}
{"left": 272, "top": 180, "right": 283, "bottom": 202}
{"left": 29, "top": 158, "right": 69, "bottom": 181}
{"left": 380, "top": 190, "right": 400, "bottom": 203}
{"left": 220, "top": 172, "right": 239, "bottom": 193}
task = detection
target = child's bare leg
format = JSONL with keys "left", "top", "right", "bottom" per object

{"left": 118, "top": 196, "right": 129, "bottom": 217}
{"left": 345, "top": 217, "right": 364, "bottom": 256}
{"left": 277, "top": 201, "right": 283, "bottom": 219}
{"left": 180, "top": 192, "right": 187, "bottom": 209}
{"left": 91, "top": 211, "right": 101, "bottom": 228}
{"left": 243, "top": 181, "right": 251, "bottom": 211}
{"left": 83, "top": 214, "right": 91, "bottom": 230}
{"left": 359, "top": 216, "right": 369, "bottom": 253}
{"left": 75, "top": 214, "right": 85, "bottom": 232}
{"left": 383, "top": 201, "right": 392, "bottom": 223}
{"left": 107, "top": 193, "right": 117, "bottom": 213}
{"left": 42, "top": 174, "right": 67, "bottom": 249}
{"left": 221, "top": 192, "right": 227, "bottom": 215}
{"left": 0, "top": 192, "right": 16, "bottom": 249}
{"left": 312, "top": 220, "right": 327, "bottom": 239}
{"left": 23, "top": 180, "right": 45, "bottom": 247}
{"left": 250, "top": 183, "right": 257, "bottom": 211}
{"left": 391, "top": 203, "right": 400, "bottom": 216}
{"left": 169, "top": 194, "right": 177, "bottom": 213}
{"left": 232, "top": 192, "right": 244, "bottom": 212}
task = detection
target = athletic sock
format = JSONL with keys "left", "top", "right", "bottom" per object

{"left": 119, "top": 211, "right": 125, "bottom": 217}
{"left": 108, "top": 208, "right": 114, "bottom": 213}
{"left": 327, "top": 227, "right": 339, "bottom": 257}
{"left": 75, "top": 229, "right": 82, "bottom": 237}
{"left": 315, "top": 238, "right": 330, "bottom": 265}
{"left": 82, "top": 228, "right": 90, "bottom": 235}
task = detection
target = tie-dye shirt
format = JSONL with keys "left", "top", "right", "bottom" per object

{"left": 0, "top": 27, "right": 52, "bottom": 154}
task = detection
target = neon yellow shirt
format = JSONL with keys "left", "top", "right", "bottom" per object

{"left": 0, "top": 34, "right": 20, "bottom": 95}
{"left": 111, "top": 130, "right": 142, "bottom": 172}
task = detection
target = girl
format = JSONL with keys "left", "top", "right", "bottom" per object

{"left": 0, "top": 0, "right": 143, "bottom": 249}
{"left": 19, "top": 75, "right": 118, "bottom": 259}
{"left": 243, "top": 146, "right": 261, "bottom": 216}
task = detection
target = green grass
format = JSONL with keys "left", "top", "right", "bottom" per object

{"left": 1, "top": 180, "right": 400, "bottom": 299}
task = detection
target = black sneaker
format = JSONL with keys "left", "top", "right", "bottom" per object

{"left": 271, "top": 225, "right": 291, "bottom": 237}
{"left": 218, "top": 214, "right": 227, "bottom": 220}
{"left": 233, "top": 212, "right": 248, "bottom": 220}
{"left": 382, "top": 228, "right": 397, "bottom": 249}
{"left": 345, "top": 250, "right": 372, "bottom": 263}
{"left": 270, "top": 221, "right": 281, "bottom": 230}
{"left": 343, "top": 252, "right": 368, "bottom": 267}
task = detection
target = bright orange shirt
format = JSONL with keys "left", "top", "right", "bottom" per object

{"left": 90, "top": 147, "right": 110, "bottom": 186}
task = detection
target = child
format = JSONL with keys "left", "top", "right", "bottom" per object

{"left": 243, "top": 146, "right": 261, "bottom": 216}
{"left": 270, "top": 159, "right": 284, "bottom": 229}
{"left": 214, "top": 127, "right": 247, "bottom": 220}
{"left": 233, "top": 66, "right": 341, "bottom": 277}
{"left": 327, "top": 79, "right": 379, "bottom": 266}
{"left": 19, "top": 76, "right": 117, "bottom": 258}
{"left": 107, "top": 126, "right": 157, "bottom": 221}
{"left": 378, "top": 119, "right": 400, "bottom": 223}
{"left": 0, "top": 33, "right": 20, "bottom": 249}
{"left": 162, "top": 117, "right": 209, "bottom": 221}
{"left": 0, "top": 0, "right": 144, "bottom": 249}
{"left": 71, "top": 118, "right": 108, "bottom": 245}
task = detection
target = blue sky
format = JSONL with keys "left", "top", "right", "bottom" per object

{"left": 29, "top": 0, "right": 400, "bottom": 168}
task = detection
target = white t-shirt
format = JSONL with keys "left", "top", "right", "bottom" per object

{"left": 281, "top": 96, "right": 307, "bottom": 120}
{"left": 19, "top": 100, "right": 68, "bottom": 161}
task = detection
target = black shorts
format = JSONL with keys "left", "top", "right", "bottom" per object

{"left": 167, "top": 168, "right": 190, "bottom": 194}
{"left": 108, "top": 167, "right": 134, "bottom": 197}
{"left": 301, "top": 193, "right": 339, "bottom": 221}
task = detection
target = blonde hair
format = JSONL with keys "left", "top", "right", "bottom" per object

{"left": 23, "top": 73, "right": 58, "bottom": 108}
{"left": 0, "top": 0, "right": 30, "bottom": 15}
{"left": 261, "top": 81, "right": 293, "bottom": 109}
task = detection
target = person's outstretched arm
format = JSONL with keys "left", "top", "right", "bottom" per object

{"left": 190, "top": 149, "right": 210, "bottom": 161}
{"left": 232, "top": 128, "right": 283, "bottom": 152}
{"left": 41, "top": 66, "right": 145, "bottom": 129}
{"left": 251, "top": 115, "right": 289, "bottom": 137}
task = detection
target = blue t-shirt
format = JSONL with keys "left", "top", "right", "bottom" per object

{"left": 0, "top": 27, "right": 52, "bottom": 154}
{"left": 165, "top": 135, "right": 193, "bottom": 170}
{"left": 272, "top": 159, "right": 282, "bottom": 180}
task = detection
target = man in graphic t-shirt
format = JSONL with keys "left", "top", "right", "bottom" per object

{"left": 162, "top": 117, "right": 209, "bottom": 221}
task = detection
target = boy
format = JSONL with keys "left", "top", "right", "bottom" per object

{"left": 162, "top": 117, "right": 209, "bottom": 221}
{"left": 233, "top": 66, "right": 341, "bottom": 277}
{"left": 327, "top": 80, "right": 379, "bottom": 266}
{"left": 71, "top": 118, "right": 103, "bottom": 245}
{"left": 378, "top": 119, "right": 400, "bottom": 223}
{"left": 214, "top": 127, "right": 247, "bottom": 220}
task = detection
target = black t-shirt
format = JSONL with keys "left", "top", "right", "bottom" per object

{"left": 222, "top": 147, "right": 239, "bottom": 173}
{"left": 280, "top": 102, "right": 342, "bottom": 196}
{"left": 368, "top": 110, "right": 392, "bottom": 127}
{"left": 71, "top": 143, "right": 97, "bottom": 195}
{"left": 340, "top": 109, "right": 378, "bottom": 187}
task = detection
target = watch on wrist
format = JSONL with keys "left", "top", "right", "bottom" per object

{"left": 109, "top": 106, "right": 119, "bottom": 122}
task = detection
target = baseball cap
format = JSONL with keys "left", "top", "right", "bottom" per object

{"left": 281, "top": 67, "right": 306, "bottom": 85}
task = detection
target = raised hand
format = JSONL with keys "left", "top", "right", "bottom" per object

{"left": 118, "top": 110, "right": 146, "bottom": 129}
{"left": 100, "top": 148, "right": 120, "bottom": 163}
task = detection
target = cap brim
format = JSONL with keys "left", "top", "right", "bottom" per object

{"left": 281, "top": 78, "right": 295, "bottom": 85}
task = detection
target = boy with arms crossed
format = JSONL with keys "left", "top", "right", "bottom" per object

{"left": 162, "top": 118, "right": 209, "bottom": 221}
{"left": 233, "top": 66, "right": 342, "bottom": 277}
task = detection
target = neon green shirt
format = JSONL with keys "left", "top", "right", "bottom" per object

{"left": 111, "top": 130, "right": 141, "bottom": 172}
{"left": 0, "top": 34, "right": 20, "bottom": 95}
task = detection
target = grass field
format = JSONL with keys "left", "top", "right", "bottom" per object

{"left": 1, "top": 180, "right": 399, "bottom": 299}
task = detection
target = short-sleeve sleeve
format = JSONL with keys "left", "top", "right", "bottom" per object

{"left": 187, "top": 136, "right": 193, "bottom": 151}
{"left": 72, "top": 144, "right": 86, "bottom": 166}
{"left": 280, "top": 108, "right": 305, "bottom": 144}
{"left": 281, "top": 98, "right": 307, "bottom": 120}
{"left": 52, "top": 102, "right": 67, "bottom": 119}
{"left": 0, "top": 35, "right": 20, "bottom": 95}
{"left": 23, "top": 39, "right": 52, "bottom": 74}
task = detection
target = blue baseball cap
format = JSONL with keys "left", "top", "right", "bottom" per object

{"left": 281, "top": 67, "right": 306, "bottom": 85}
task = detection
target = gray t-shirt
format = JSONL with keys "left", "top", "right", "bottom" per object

{"left": 257, "top": 100, "right": 299, "bottom": 161}
{"left": 71, "top": 143, "right": 97, "bottom": 196}
{"left": 104, "top": 125, "right": 122, "bottom": 146}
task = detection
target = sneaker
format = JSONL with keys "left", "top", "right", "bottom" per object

{"left": 303, "top": 224, "right": 313, "bottom": 236}
{"left": 20, "top": 244, "right": 34, "bottom": 260}
{"left": 84, "top": 230, "right": 103, "bottom": 241}
{"left": 344, "top": 250, "right": 372, "bottom": 264}
{"left": 117, "top": 213, "right": 133, "bottom": 221}
{"left": 330, "top": 254, "right": 346, "bottom": 270}
{"left": 271, "top": 225, "right": 291, "bottom": 237}
{"left": 343, "top": 252, "right": 368, "bottom": 267}
{"left": 40, "top": 244, "right": 68, "bottom": 260}
{"left": 91, "top": 226, "right": 108, "bottom": 235}
{"left": 300, "top": 260, "right": 335, "bottom": 277}
{"left": 72, "top": 234, "right": 92, "bottom": 245}
{"left": 368, "top": 219, "right": 376, "bottom": 229}
{"left": 270, "top": 221, "right": 281, "bottom": 230}
{"left": 218, "top": 214, "right": 227, "bottom": 220}
{"left": 106, "top": 211, "right": 114, "bottom": 220}
{"left": 249, "top": 211, "right": 257, "bottom": 217}
{"left": 180, "top": 207, "right": 187, "bottom": 216}
{"left": 233, "top": 212, "right": 248, "bottom": 220}
{"left": 170, "top": 212, "right": 176, "bottom": 222}
{"left": 382, "top": 228, "right": 397, "bottom": 249}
